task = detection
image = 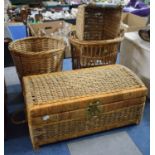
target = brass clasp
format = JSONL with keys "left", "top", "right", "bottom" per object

{"left": 87, "top": 100, "right": 101, "bottom": 118}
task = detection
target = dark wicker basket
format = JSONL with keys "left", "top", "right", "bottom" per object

{"left": 9, "top": 37, "right": 65, "bottom": 81}
{"left": 69, "top": 32, "right": 123, "bottom": 69}
{"left": 76, "top": 4, "right": 122, "bottom": 40}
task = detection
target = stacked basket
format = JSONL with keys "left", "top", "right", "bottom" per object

{"left": 69, "top": 4, "right": 124, "bottom": 69}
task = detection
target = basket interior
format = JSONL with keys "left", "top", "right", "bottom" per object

{"left": 84, "top": 7, "right": 122, "bottom": 40}
{"left": 11, "top": 38, "right": 64, "bottom": 53}
{"left": 76, "top": 5, "right": 122, "bottom": 40}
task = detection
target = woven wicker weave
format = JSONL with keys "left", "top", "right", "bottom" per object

{"left": 76, "top": 4, "right": 122, "bottom": 40}
{"left": 9, "top": 37, "right": 65, "bottom": 81}
{"left": 23, "top": 64, "right": 147, "bottom": 149}
{"left": 69, "top": 32, "right": 123, "bottom": 69}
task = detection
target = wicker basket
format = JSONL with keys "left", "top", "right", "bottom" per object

{"left": 76, "top": 4, "right": 122, "bottom": 40}
{"left": 69, "top": 32, "right": 123, "bottom": 69}
{"left": 23, "top": 64, "right": 147, "bottom": 149}
{"left": 28, "top": 21, "right": 65, "bottom": 37}
{"left": 9, "top": 37, "right": 65, "bottom": 81}
{"left": 28, "top": 21, "right": 73, "bottom": 58}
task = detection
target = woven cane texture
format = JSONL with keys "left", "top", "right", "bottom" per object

{"left": 76, "top": 4, "right": 122, "bottom": 40}
{"left": 24, "top": 65, "right": 146, "bottom": 106}
{"left": 69, "top": 32, "right": 123, "bottom": 69}
{"left": 9, "top": 37, "right": 65, "bottom": 81}
{"left": 23, "top": 64, "right": 147, "bottom": 149}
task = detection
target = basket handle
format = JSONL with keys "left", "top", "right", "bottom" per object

{"left": 45, "top": 26, "right": 53, "bottom": 30}
{"left": 11, "top": 109, "right": 27, "bottom": 125}
{"left": 68, "top": 31, "right": 76, "bottom": 38}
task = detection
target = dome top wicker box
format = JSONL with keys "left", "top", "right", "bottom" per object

{"left": 23, "top": 64, "right": 147, "bottom": 149}
{"left": 76, "top": 4, "right": 122, "bottom": 40}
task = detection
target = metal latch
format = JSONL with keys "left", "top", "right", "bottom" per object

{"left": 87, "top": 100, "right": 101, "bottom": 118}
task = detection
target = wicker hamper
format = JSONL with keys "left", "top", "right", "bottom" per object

{"left": 69, "top": 32, "right": 123, "bottom": 69}
{"left": 9, "top": 37, "right": 65, "bottom": 81}
{"left": 23, "top": 64, "right": 147, "bottom": 149}
{"left": 76, "top": 4, "right": 122, "bottom": 40}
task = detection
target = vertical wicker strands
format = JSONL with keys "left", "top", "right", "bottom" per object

{"left": 76, "top": 4, "right": 122, "bottom": 40}
{"left": 9, "top": 37, "right": 65, "bottom": 82}
{"left": 69, "top": 32, "right": 123, "bottom": 69}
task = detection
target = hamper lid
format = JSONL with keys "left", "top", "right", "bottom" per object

{"left": 23, "top": 64, "right": 147, "bottom": 115}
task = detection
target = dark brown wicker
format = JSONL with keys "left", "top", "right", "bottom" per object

{"left": 69, "top": 32, "right": 123, "bottom": 69}
{"left": 76, "top": 4, "right": 122, "bottom": 40}
{"left": 9, "top": 37, "right": 65, "bottom": 81}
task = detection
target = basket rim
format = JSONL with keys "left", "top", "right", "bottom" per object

{"left": 8, "top": 36, "right": 65, "bottom": 55}
{"left": 69, "top": 31, "right": 124, "bottom": 45}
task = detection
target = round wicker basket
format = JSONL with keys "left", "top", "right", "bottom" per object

{"left": 9, "top": 37, "right": 65, "bottom": 81}
{"left": 69, "top": 32, "right": 123, "bottom": 69}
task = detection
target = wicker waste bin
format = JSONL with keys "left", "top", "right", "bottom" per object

{"left": 28, "top": 21, "right": 73, "bottom": 58}
{"left": 9, "top": 37, "right": 65, "bottom": 81}
{"left": 69, "top": 32, "right": 123, "bottom": 69}
{"left": 76, "top": 4, "right": 122, "bottom": 40}
{"left": 23, "top": 64, "right": 147, "bottom": 149}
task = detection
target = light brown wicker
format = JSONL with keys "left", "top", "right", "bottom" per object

{"left": 76, "top": 4, "right": 122, "bottom": 40}
{"left": 69, "top": 32, "right": 123, "bottom": 69}
{"left": 28, "top": 21, "right": 65, "bottom": 37}
{"left": 23, "top": 64, "right": 147, "bottom": 149}
{"left": 9, "top": 37, "right": 65, "bottom": 81}
{"left": 28, "top": 21, "right": 73, "bottom": 58}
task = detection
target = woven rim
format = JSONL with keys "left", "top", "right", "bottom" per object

{"left": 9, "top": 36, "right": 65, "bottom": 55}
{"left": 69, "top": 31, "right": 124, "bottom": 45}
